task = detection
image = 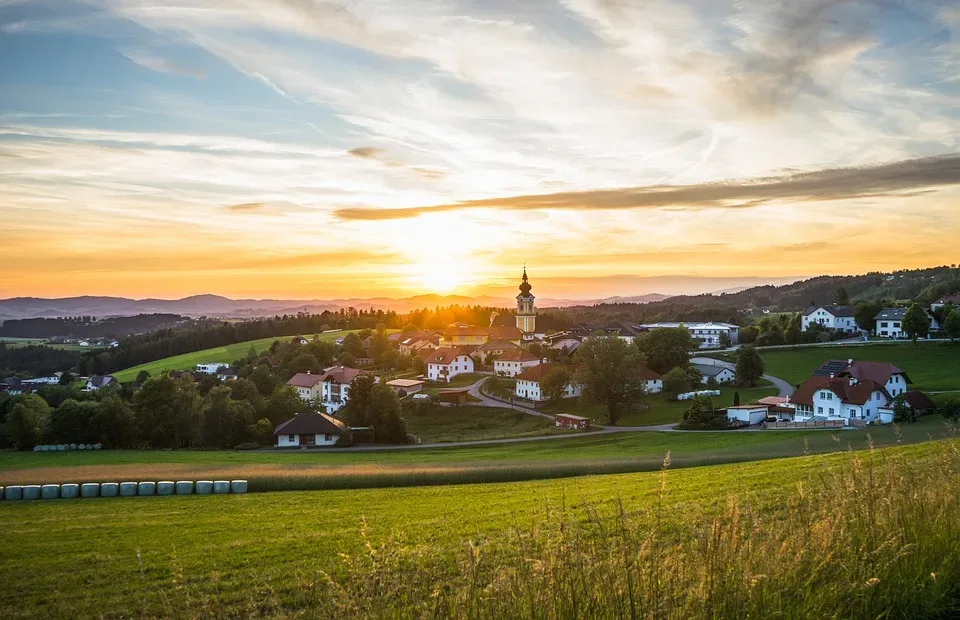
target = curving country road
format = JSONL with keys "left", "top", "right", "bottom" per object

{"left": 690, "top": 356, "right": 795, "bottom": 398}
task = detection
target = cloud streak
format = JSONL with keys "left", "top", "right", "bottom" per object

{"left": 335, "top": 153, "right": 960, "bottom": 220}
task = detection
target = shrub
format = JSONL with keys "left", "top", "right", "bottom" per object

{"left": 233, "top": 442, "right": 262, "bottom": 451}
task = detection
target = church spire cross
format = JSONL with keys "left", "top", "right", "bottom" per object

{"left": 519, "top": 266, "right": 532, "bottom": 296}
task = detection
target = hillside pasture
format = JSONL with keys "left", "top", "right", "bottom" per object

{"left": 2, "top": 440, "right": 960, "bottom": 618}
{"left": 111, "top": 331, "right": 363, "bottom": 382}
{"left": 404, "top": 404, "right": 564, "bottom": 443}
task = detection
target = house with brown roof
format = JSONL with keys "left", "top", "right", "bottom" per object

{"left": 397, "top": 331, "right": 441, "bottom": 356}
{"left": 286, "top": 365, "right": 374, "bottom": 412}
{"left": 471, "top": 339, "right": 520, "bottom": 365}
{"left": 514, "top": 362, "right": 581, "bottom": 402}
{"left": 493, "top": 348, "right": 541, "bottom": 377}
{"left": 638, "top": 366, "right": 663, "bottom": 394}
{"left": 273, "top": 412, "right": 347, "bottom": 448}
{"left": 791, "top": 375, "right": 890, "bottom": 424}
{"left": 813, "top": 359, "right": 911, "bottom": 398}
{"left": 425, "top": 347, "right": 475, "bottom": 383}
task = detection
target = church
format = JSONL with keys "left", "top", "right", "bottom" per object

{"left": 515, "top": 267, "right": 537, "bottom": 335}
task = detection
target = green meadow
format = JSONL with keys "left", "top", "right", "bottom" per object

{"left": 2, "top": 439, "right": 960, "bottom": 618}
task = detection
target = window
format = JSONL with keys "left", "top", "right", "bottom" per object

{"left": 325, "top": 434, "right": 332, "bottom": 441}
{"left": 817, "top": 406, "right": 823, "bottom": 414}
{"left": 288, "top": 435, "right": 295, "bottom": 442}
{"left": 829, "top": 408, "right": 835, "bottom": 415}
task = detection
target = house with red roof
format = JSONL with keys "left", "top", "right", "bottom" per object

{"left": 493, "top": 348, "right": 541, "bottom": 377}
{"left": 273, "top": 412, "right": 347, "bottom": 448}
{"left": 286, "top": 365, "right": 373, "bottom": 413}
{"left": 791, "top": 375, "right": 890, "bottom": 424}
{"left": 425, "top": 347, "right": 475, "bottom": 382}
{"left": 514, "top": 362, "right": 581, "bottom": 402}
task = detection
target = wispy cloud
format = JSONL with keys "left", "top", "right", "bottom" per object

{"left": 119, "top": 49, "right": 205, "bottom": 79}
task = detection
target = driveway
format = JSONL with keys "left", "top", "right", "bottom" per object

{"left": 691, "top": 356, "right": 795, "bottom": 397}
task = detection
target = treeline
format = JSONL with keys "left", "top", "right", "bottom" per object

{"left": 555, "top": 298, "right": 743, "bottom": 327}
{"left": 0, "top": 314, "right": 189, "bottom": 339}
{"left": 0, "top": 344, "right": 82, "bottom": 378}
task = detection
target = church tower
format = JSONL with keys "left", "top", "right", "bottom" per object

{"left": 516, "top": 267, "right": 537, "bottom": 335}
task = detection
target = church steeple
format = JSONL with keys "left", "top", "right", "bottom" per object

{"left": 515, "top": 266, "right": 536, "bottom": 335}
{"left": 519, "top": 266, "right": 532, "bottom": 295}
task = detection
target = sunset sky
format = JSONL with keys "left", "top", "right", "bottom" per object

{"left": 1, "top": 0, "right": 959, "bottom": 300}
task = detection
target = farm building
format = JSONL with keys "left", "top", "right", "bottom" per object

{"left": 725, "top": 405, "right": 768, "bottom": 426}
{"left": 386, "top": 378, "right": 425, "bottom": 396}
{"left": 437, "top": 389, "right": 469, "bottom": 406}
{"left": 273, "top": 412, "right": 347, "bottom": 448}
{"left": 692, "top": 363, "right": 735, "bottom": 385}
{"left": 555, "top": 413, "right": 590, "bottom": 430}
{"left": 638, "top": 366, "right": 663, "bottom": 394}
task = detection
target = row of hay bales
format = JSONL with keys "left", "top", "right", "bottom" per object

{"left": 33, "top": 444, "right": 102, "bottom": 451}
{"left": 1, "top": 480, "right": 247, "bottom": 500}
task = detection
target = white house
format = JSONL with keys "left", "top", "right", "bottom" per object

{"left": 812, "top": 359, "right": 911, "bottom": 399}
{"left": 216, "top": 366, "right": 239, "bottom": 381}
{"left": 286, "top": 365, "right": 373, "bottom": 413}
{"left": 425, "top": 347, "right": 475, "bottom": 382}
{"left": 725, "top": 405, "right": 769, "bottom": 426}
{"left": 493, "top": 348, "right": 541, "bottom": 377}
{"left": 801, "top": 306, "right": 857, "bottom": 333}
{"left": 514, "top": 362, "right": 581, "bottom": 402}
{"left": 196, "top": 362, "right": 230, "bottom": 375}
{"left": 638, "top": 367, "right": 663, "bottom": 394}
{"left": 874, "top": 308, "right": 939, "bottom": 339}
{"left": 273, "top": 412, "right": 346, "bottom": 448}
{"left": 931, "top": 293, "right": 960, "bottom": 313}
{"left": 791, "top": 375, "right": 889, "bottom": 424}
{"left": 693, "top": 363, "right": 735, "bottom": 385}
{"left": 84, "top": 375, "right": 116, "bottom": 391}
{"left": 638, "top": 322, "right": 739, "bottom": 349}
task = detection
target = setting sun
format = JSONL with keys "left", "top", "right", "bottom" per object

{"left": 415, "top": 261, "right": 469, "bottom": 294}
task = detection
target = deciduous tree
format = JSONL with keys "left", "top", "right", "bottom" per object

{"left": 735, "top": 345, "right": 764, "bottom": 386}
{"left": 635, "top": 327, "right": 696, "bottom": 374}
{"left": 3, "top": 394, "right": 51, "bottom": 450}
{"left": 576, "top": 333, "right": 646, "bottom": 425}
{"left": 902, "top": 303, "right": 932, "bottom": 345}
{"left": 942, "top": 309, "right": 960, "bottom": 343}
{"left": 540, "top": 366, "right": 572, "bottom": 403}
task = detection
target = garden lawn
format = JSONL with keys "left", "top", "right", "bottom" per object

{"left": 112, "top": 330, "right": 372, "bottom": 382}
{"left": 404, "top": 405, "right": 564, "bottom": 443}
{"left": 1, "top": 440, "right": 959, "bottom": 618}
{"left": 1, "top": 416, "right": 954, "bottom": 491}
{"left": 758, "top": 341, "right": 960, "bottom": 391}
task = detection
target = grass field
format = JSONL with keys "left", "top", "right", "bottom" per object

{"left": 757, "top": 341, "right": 960, "bottom": 391}
{"left": 111, "top": 331, "right": 366, "bottom": 382}
{"left": 404, "top": 404, "right": 564, "bottom": 443}
{"left": 2, "top": 439, "right": 960, "bottom": 617}
{"left": 2, "top": 416, "right": 955, "bottom": 491}
{"left": 542, "top": 382, "right": 778, "bottom": 426}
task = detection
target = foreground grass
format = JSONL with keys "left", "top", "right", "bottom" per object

{"left": 757, "top": 341, "right": 960, "bottom": 391}
{"left": 2, "top": 440, "right": 960, "bottom": 618}
{"left": 112, "top": 330, "right": 370, "bottom": 382}
{"left": 404, "top": 405, "right": 563, "bottom": 443}
{"left": 1, "top": 417, "right": 955, "bottom": 492}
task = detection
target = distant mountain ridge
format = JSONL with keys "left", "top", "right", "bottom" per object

{"left": 0, "top": 292, "right": 670, "bottom": 321}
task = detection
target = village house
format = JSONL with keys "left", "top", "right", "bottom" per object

{"left": 638, "top": 322, "right": 740, "bottom": 348}
{"left": 790, "top": 375, "right": 890, "bottom": 424}
{"left": 286, "top": 365, "right": 373, "bottom": 412}
{"left": 493, "top": 348, "right": 541, "bottom": 377}
{"left": 873, "top": 307, "right": 939, "bottom": 339}
{"left": 397, "top": 332, "right": 440, "bottom": 356}
{"left": 692, "top": 363, "right": 735, "bottom": 385}
{"left": 273, "top": 412, "right": 347, "bottom": 448}
{"left": 216, "top": 366, "right": 239, "bottom": 381}
{"left": 84, "top": 375, "right": 116, "bottom": 391}
{"left": 546, "top": 333, "right": 583, "bottom": 355}
{"left": 385, "top": 378, "right": 425, "bottom": 396}
{"left": 638, "top": 367, "right": 663, "bottom": 394}
{"left": 514, "top": 362, "right": 581, "bottom": 402}
{"left": 801, "top": 305, "right": 858, "bottom": 333}
{"left": 291, "top": 335, "right": 309, "bottom": 345}
{"left": 813, "top": 359, "right": 911, "bottom": 398}
{"left": 931, "top": 294, "right": 960, "bottom": 313}
{"left": 425, "top": 347, "right": 475, "bottom": 382}
{"left": 471, "top": 339, "right": 520, "bottom": 366}
{"left": 196, "top": 362, "right": 229, "bottom": 374}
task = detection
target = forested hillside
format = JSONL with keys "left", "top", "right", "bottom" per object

{"left": 0, "top": 314, "right": 189, "bottom": 339}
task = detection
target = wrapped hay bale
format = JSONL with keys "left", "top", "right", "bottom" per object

{"left": 137, "top": 482, "right": 156, "bottom": 496}
{"left": 156, "top": 481, "right": 175, "bottom": 496}
{"left": 69, "top": 443, "right": 77, "bottom": 450}
{"left": 41, "top": 445, "right": 50, "bottom": 452}
{"left": 5, "top": 486, "right": 23, "bottom": 501}
{"left": 175, "top": 481, "right": 193, "bottom": 495}
{"left": 213, "top": 480, "right": 230, "bottom": 494}
{"left": 40, "top": 484, "right": 60, "bottom": 499}
{"left": 119, "top": 482, "right": 138, "bottom": 497}
{"left": 230, "top": 480, "right": 248, "bottom": 494}
{"left": 94, "top": 444, "right": 102, "bottom": 450}
{"left": 60, "top": 484, "right": 80, "bottom": 499}
{"left": 78, "top": 444, "right": 86, "bottom": 450}
{"left": 56, "top": 445, "right": 65, "bottom": 451}
{"left": 100, "top": 483, "right": 119, "bottom": 497}
{"left": 195, "top": 480, "right": 213, "bottom": 495}
{"left": 81, "top": 483, "right": 99, "bottom": 498}
{"left": 33, "top": 446, "right": 41, "bottom": 452}
{"left": 23, "top": 485, "right": 42, "bottom": 500}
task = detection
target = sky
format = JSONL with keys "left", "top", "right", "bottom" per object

{"left": 1, "top": 0, "right": 959, "bottom": 301}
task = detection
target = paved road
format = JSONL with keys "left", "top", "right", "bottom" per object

{"left": 691, "top": 356, "right": 795, "bottom": 398}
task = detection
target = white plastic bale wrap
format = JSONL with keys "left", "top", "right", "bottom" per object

{"left": 138, "top": 482, "right": 156, "bottom": 496}
{"left": 213, "top": 480, "right": 231, "bottom": 494}
{"left": 175, "top": 481, "right": 193, "bottom": 495}
{"left": 40, "top": 484, "right": 60, "bottom": 499}
{"left": 156, "top": 481, "right": 175, "bottom": 496}
{"left": 81, "top": 483, "right": 99, "bottom": 498}
{"left": 60, "top": 484, "right": 79, "bottom": 499}
{"left": 41, "top": 445, "right": 50, "bottom": 452}
{"left": 94, "top": 443, "right": 102, "bottom": 450}
{"left": 5, "top": 486, "right": 23, "bottom": 500}
{"left": 69, "top": 443, "right": 77, "bottom": 450}
{"left": 230, "top": 480, "right": 248, "bottom": 494}
{"left": 119, "top": 482, "right": 138, "bottom": 497}
{"left": 100, "top": 483, "right": 119, "bottom": 497}
{"left": 22, "top": 485, "right": 41, "bottom": 500}
{"left": 56, "top": 444, "right": 65, "bottom": 451}
{"left": 78, "top": 444, "right": 86, "bottom": 450}
{"left": 32, "top": 446, "right": 41, "bottom": 452}
{"left": 195, "top": 480, "right": 213, "bottom": 495}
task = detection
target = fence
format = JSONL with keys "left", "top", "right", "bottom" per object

{"left": 764, "top": 420, "right": 846, "bottom": 430}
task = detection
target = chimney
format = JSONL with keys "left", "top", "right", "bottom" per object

{"left": 847, "top": 358, "right": 854, "bottom": 366}
{"left": 306, "top": 370, "right": 311, "bottom": 375}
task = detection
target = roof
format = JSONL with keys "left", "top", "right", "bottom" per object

{"left": 286, "top": 372, "right": 324, "bottom": 388}
{"left": 88, "top": 375, "right": 115, "bottom": 388}
{"left": 488, "top": 325, "right": 523, "bottom": 340}
{"left": 758, "top": 396, "right": 789, "bottom": 406}
{"left": 444, "top": 325, "right": 489, "bottom": 337}
{"left": 515, "top": 362, "right": 557, "bottom": 382}
{"left": 273, "top": 412, "right": 346, "bottom": 436}
{"left": 900, "top": 390, "right": 936, "bottom": 411}
{"left": 556, "top": 413, "right": 589, "bottom": 421}
{"left": 638, "top": 321, "right": 739, "bottom": 331}
{"left": 477, "top": 339, "right": 520, "bottom": 352}
{"left": 791, "top": 376, "right": 890, "bottom": 407}
{"left": 318, "top": 365, "right": 371, "bottom": 384}
{"left": 726, "top": 405, "right": 768, "bottom": 410}
{"left": 386, "top": 378, "right": 425, "bottom": 388}
{"left": 873, "top": 308, "right": 907, "bottom": 321}
{"left": 216, "top": 366, "right": 238, "bottom": 376}
{"left": 814, "top": 359, "right": 911, "bottom": 386}
{"left": 496, "top": 348, "right": 539, "bottom": 362}
{"left": 803, "top": 305, "right": 855, "bottom": 317}
{"left": 692, "top": 363, "right": 731, "bottom": 377}
{"left": 637, "top": 366, "right": 662, "bottom": 381}
{"left": 934, "top": 293, "right": 960, "bottom": 305}
{"left": 425, "top": 347, "right": 469, "bottom": 365}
